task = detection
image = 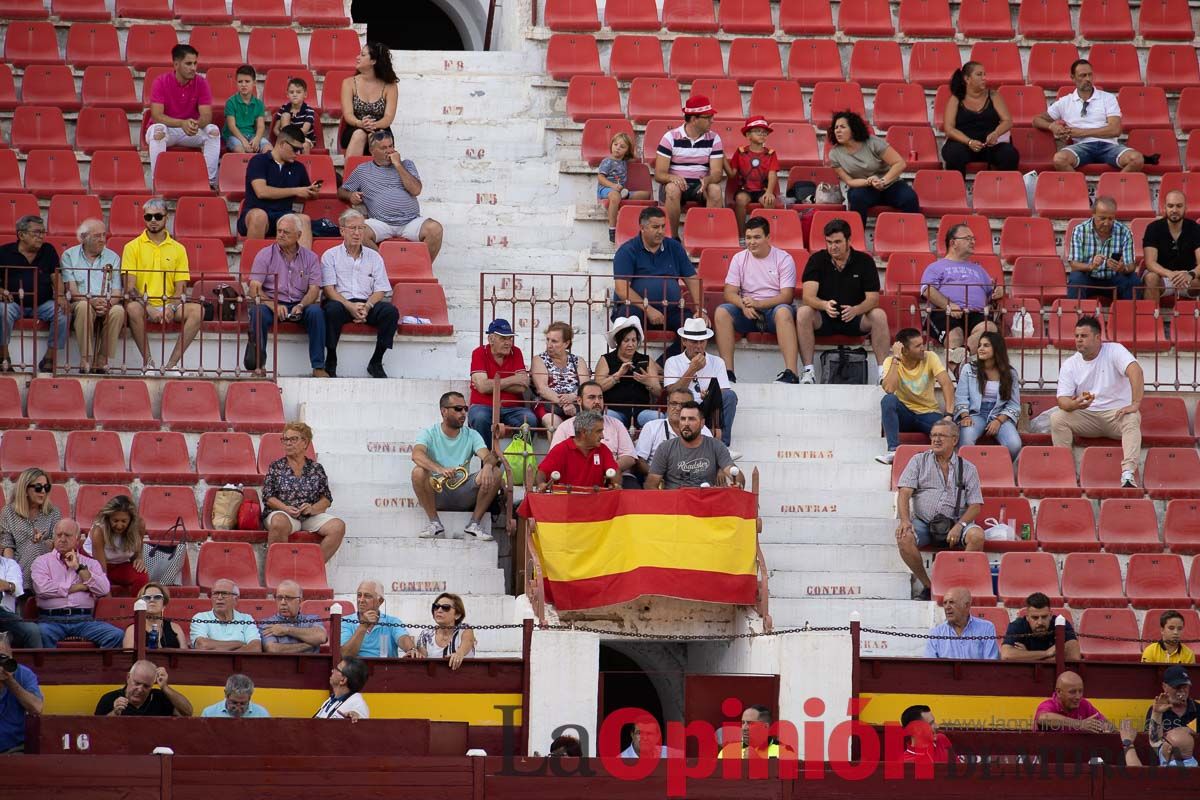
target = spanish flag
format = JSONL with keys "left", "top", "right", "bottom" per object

{"left": 527, "top": 488, "right": 759, "bottom": 610}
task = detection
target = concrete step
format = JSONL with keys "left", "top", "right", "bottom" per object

{"left": 395, "top": 50, "right": 544, "bottom": 76}
{"left": 333, "top": 533, "right": 500, "bottom": 570}
{"left": 759, "top": 517, "right": 897, "bottom": 546}
{"left": 758, "top": 490, "right": 896, "bottom": 520}
{"left": 768, "top": 598, "right": 936, "bottom": 658}
{"left": 331, "top": 563, "right": 506, "bottom": 596}
{"left": 767, "top": 570, "right": 911, "bottom": 601}
{"left": 762, "top": 544, "right": 902, "bottom": 573}
{"left": 748, "top": 461, "right": 894, "bottom": 490}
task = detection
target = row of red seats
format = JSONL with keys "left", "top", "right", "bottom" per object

{"left": 545, "top": 0, "right": 1192, "bottom": 42}
{"left": 9, "top": 0, "right": 349, "bottom": 26}
{"left": 2, "top": 22, "right": 356, "bottom": 70}
{"left": 93, "top": 595, "right": 343, "bottom": 646}
{"left": 550, "top": 34, "right": 1200, "bottom": 92}
{"left": 0, "top": 377, "right": 282, "bottom": 432}
{"left": 891, "top": 444, "right": 1200, "bottom": 499}
{"left": 971, "top": 604, "right": 1200, "bottom": 661}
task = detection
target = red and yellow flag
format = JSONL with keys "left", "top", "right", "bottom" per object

{"left": 526, "top": 488, "right": 758, "bottom": 610}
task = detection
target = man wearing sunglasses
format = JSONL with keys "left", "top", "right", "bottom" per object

{"left": 122, "top": 198, "right": 202, "bottom": 373}
{"left": 30, "top": 520, "right": 123, "bottom": 648}
{"left": 0, "top": 214, "right": 70, "bottom": 374}
{"left": 1034, "top": 59, "right": 1144, "bottom": 173}
{"left": 239, "top": 124, "right": 318, "bottom": 248}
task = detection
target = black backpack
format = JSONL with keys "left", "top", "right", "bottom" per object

{"left": 819, "top": 347, "right": 869, "bottom": 385}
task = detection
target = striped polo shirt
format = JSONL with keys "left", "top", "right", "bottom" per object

{"left": 341, "top": 159, "right": 423, "bottom": 227}
{"left": 656, "top": 124, "right": 723, "bottom": 180}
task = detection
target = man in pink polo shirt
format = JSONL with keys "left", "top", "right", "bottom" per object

{"left": 145, "top": 44, "right": 221, "bottom": 187}
{"left": 1034, "top": 670, "right": 1112, "bottom": 732}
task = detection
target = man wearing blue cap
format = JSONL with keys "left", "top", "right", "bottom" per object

{"left": 1146, "top": 666, "right": 1199, "bottom": 760}
{"left": 468, "top": 319, "right": 539, "bottom": 447}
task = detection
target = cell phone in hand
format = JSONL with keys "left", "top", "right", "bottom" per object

{"left": 1111, "top": 250, "right": 1122, "bottom": 261}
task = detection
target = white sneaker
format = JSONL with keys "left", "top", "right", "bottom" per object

{"left": 464, "top": 520, "right": 494, "bottom": 541}
{"left": 875, "top": 451, "right": 895, "bottom": 465}
{"left": 419, "top": 520, "right": 444, "bottom": 539}
{"left": 1120, "top": 470, "right": 1137, "bottom": 489}
{"left": 800, "top": 369, "right": 816, "bottom": 385}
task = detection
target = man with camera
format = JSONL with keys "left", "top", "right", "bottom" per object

{"left": 0, "top": 632, "right": 43, "bottom": 752}
{"left": 95, "top": 659, "right": 192, "bottom": 717}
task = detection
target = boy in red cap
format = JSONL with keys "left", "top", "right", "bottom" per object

{"left": 725, "top": 117, "right": 779, "bottom": 238}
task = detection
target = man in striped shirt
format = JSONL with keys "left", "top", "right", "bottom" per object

{"left": 654, "top": 95, "right": 725, "bottom": 237}
{"left": 338, "top": 130, "right": 444, "bottom": 262}
{"left": 1066, "top": 195, "right": 1138, "bottom": 300}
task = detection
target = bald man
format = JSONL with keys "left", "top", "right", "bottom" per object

{"left": 32, "top": 520, "right": 123, "bottom": 648}
{"left": 94, "top": 659, "right": 191, "bottom": 717}
{"left": 925, "top": 587, "right": 999, "bottom": 660}
{"left": 259, "top": 579, "right": 327, "bottom": 654}
{"left": 340, "top": 580, "right": 416, "bottom": 658}
{"left": 1143, "top": 189, "right": 1200, "bottom": 303}
{"left": 1035, "top": 671, "right": 1112, "bottom": 733}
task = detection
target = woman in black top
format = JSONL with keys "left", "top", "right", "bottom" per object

{"left": 593, "top": 316, "right": 663, "bottom": 428}
{"left": 941, "top": 62, "right": 1020, "bottom": 174}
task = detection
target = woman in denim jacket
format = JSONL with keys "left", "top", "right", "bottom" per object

{"left": 954, "top": 331, "right": 1023, "bottom": 459}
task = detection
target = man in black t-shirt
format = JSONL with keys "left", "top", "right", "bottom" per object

{"left": 94, "top": 660, "right": 192, "bottom": 717}
{"left": 796, "top": 218, "right": 890, "bottom": 383}
{"left": 238, "top": 124, "right": 318, "bottom": 246}
{"left": 999, "top": 592, "right": 1081, "bottom": 661}
{"left": 1143, "top": 189, "right": 1200, "bottom": 303}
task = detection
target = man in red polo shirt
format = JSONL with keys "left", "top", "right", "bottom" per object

{"left": 467, "top": 318, "right": 539, "bottom": 447}
{"left": 535, "top": 410, "right": 621, "bottom": 491}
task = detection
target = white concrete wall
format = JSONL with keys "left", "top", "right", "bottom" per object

{"left": 527, "top": 628, "right": 601, "bottom": 755}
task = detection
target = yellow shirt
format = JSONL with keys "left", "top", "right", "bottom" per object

{"left": 881, "top": 352, "right": 946, "bottom": 415}
{"left": 1142, "top": 641, "right": 1197, "bottom": 664}
{"left": 121, "top": 231, "right": 190, "bottom": 308}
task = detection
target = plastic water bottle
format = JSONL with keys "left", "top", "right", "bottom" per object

{"left": 146, "top": 628, "right": 159, "bottom": 650}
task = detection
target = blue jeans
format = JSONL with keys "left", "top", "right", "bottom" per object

{"left": 468, "top": 404, "right": 539, "bottom": 449}
{"left": 1, "top": 300, "right": 70, "bottom": 349}
{"left": 881, "top": 392, "right": 944, "bottom": 451}
{"left": 959, "top": 400, "right": 1023, "bottom": 460}
{"left": 0, "top": 606, "right": 42, "bottom": 648}
{"left": 37, "top": 613, "right": 124, "bottom": 648}
{"left": 1067, "top": 270, "right": 1142, "bottom": 301}
{"left": 606, "top": 407, "right": 664, "bottom": 428}
{"left": 719, "top": 302, "right": 794, "bottom": 335}
{"left": 703, "top": 387, "right": 738, "bottom": 446}
{"left": 248, "top": 302, "right": 326, "bottom": 369}
{"left": 847, "top": 181, "right": 920, "bottom": 224}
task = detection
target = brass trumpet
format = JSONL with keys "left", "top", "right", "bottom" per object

{"left": 430, "top": 465, "right": 470, "bottom": 492}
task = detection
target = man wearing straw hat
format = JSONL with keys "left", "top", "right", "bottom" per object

{"left": 663, "top": 318, "right": 738, "bottom": 446}
{"left": 655, "top": 95, "right": 726, "bottom": 237}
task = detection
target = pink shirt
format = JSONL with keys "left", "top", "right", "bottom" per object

{"left": 1034, "top": 695, "right": 1106, "bottom": 724}
{"left": 32, "top": 550, "right": 110, "bottom": 611}
{"left": 149, "top": 72, "right": 214, "bottom": 121}
{"left": 549, "top": 414, "right": 636, "bottom": 460}
{"left": 724, "top": 246, "right": 796, "bottom": 302}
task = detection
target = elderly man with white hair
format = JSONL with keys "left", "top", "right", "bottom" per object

{"left": 258, "top": 579, "right": 327, "bottom": 654}
{"left": 321, "top": 208, "right": 399, "bottom": 378}
{"left": 31, "top": 520, "right": 124, "bottom": 648}
{"left": 60, "top": 218, "right": 125, "bottom": 374}
{"left": 121, "top": 197, "right": 202, "bottom": 373}
{"left": 201, "top": 673, "right": 270, "bottom": 718}
{"left": 246, "top": 213, "right": 327, "bottom": 376}
{"left": 340, "top": 579, "right": 416, "bottom": 658}
{"left": 189, "top": 578, "right": 261, "bottom": 652}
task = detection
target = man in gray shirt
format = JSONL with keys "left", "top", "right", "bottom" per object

{"left": 646, "top": 402, "right": 742, "bottom": 489}
{"left": 894, "top": 418, "right": 984, "bottom": 600}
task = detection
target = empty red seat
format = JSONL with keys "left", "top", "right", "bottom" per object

{"left": 970, "top": 171, "right": 1030, "bottom": 218}
{"left": 232, "top": 0, "right": 288, "bottom": 24}
{"left": 604, "top": 0, "right": 658, "bottom": 29}
{"left": 1125, "top": 129, "right": 1180, "bottom": 176}
{"left": 116, "top": 0, "right": 172, "bottom": 18}
{"left": 1048, "top": 297, "right": 1103, "bottom": 348}
{"left": 744, "top": 81, "right": 803, "bottom": 124}
{"left": 186, "top": 26, "right": 243, "bottom": 69}
{"left": 906, "top": 173, "right": 965, "bottom": 220}
{"left": 1077, "top": 608, "right": 1141, "bottom": 661}
{"left": 1139, "top": 0, "right": 1195, "bottom": 40}
{"left": 1165, "top": 500, "right": 1200, "bottom": 554}
{"left": 224, "top": 382, "right": 285, "bottom": 433}
{"left": 130, "top": 432, "right": 194, "bottom": 484}
{"left": 152, "top": 152, "right": 212, "bottom": 198}
{"left": 1080, "top": 446, "right": 1143, "bottom": 500}
{"left": 1017, "top": 447, "right": 1081, "bottom": 498}
{"left": 175, "top": 0, "right": 233, "bottom": 22}
{"left": 24, "top": 150, "right": 83, "bottom": 198}
{"left": 4, "top": 22, "right": 60, "bottom": 67}
{"left": 1143, "top": 448, "right": 1200, "bottom": 499}
{"left": 691, "top": 80, "right": 743, "bottom": 120}
{"left": 786, "top": 41, "right": 842, "bottom": 85}
{"left": 1140, "top": 398, "right": 1192, "bottom": 447}
{"left": 1062, "top": 552, "right": 1125, "bottom": 607}
{"left": 897, "top": 0, "right": 953, "bottom": 35}
{"left": 908, "top": 43, "right": 961, "bottom": 90}
{"left": 809, "top": 82, "right": 866, "bottom": 125}
{"left": 174, "top": 196, "right": 234, "bottom": 246}
{"left": 1114, "top": 87, "right": 1170, "bottom": 131}
{"left": 968, "top": 43, "right": 1024, "bottom": 86}
{"left": 999, "top": 218, "right": 1056, "bottom": 265}
{"left": 1127, "top": 554, "right": 1190, "bottom": 608}
{"left": 669, "top": 36, "right": 724, "bottom": 83}
{"left": 1108, "top": 299, "right": 1169, "bottom": 352}
{"left": 848, "top": 41, "right": 903, "bottom": 89}
{"left": 627, "top": 78, "right": 682, "bottom": 125}
{"left": 566, "top": 76, "right": 622, "bottom": 122}
{"left": 0, "top": 153, "right": 19, "bottom": 196}
{"left": 265, "top": 543, "right": 332, "bottom": 597}
{"left": 161, "top": 381, "right": 223, "bottom": 432}
{"left": 246, "top": 28, "right": 302, "bottom": 71}
{"left": 0, "top": 378, "right": 24, "bottom": 428}
{"left": 0, "top": 65, "right": 16, "bottom": 112}
{"left": 610, "top": 35, "right": 666, "bottom": 80}
{"left": 380, "top": 243, "right": 437, "bottom": 287}
{"left": 546, "top": 34, "right": 601, "bottom": 81}
{"left": 1027, "top": 43, "right": 1080, "bottom": 90}
{"left": 88, "top": 151, "right": 148, "bottom": 199}
{"left": 20, "top": 65, "right": 79, "bottom": 114}
{"left": 872, "top": 84, "right": 929, "bottom": 131}
{"left": 882, "top": 252, "right": 935, "bottom": 294}
{"left": 1010, "top": 256, "right": 1067, "bottom": 300}
{"left": 1085, "top": 44, "right": 1142, "bottom": 90}
{"left": 838, "top": 0, "right": 894, "bottom": 35}
{"left": 958, "top": 445, "right": 1018, "bottom": 497}
{"left": 0, "top": 194, "right": 40, "bottom": 236}
{"left": 663, "top": 0, "right": 717, "bottom": 32}
{"left": 6, "top": 0, "right": 50, "bottom": 16}
{"left": 999, "top": 552, "right": 1062, "bottom": 606}
{"left": 47, "top": 195, "right": 102, "bottom": 239}
{"left": 994, "top": 86, "right": 1047, "bottom": 129}
{"left": 885, "top": 126, "right": 940, "bottom": 171}
{"left": 124, "top": 24, "right": 177, "bottom": 71}
{"left": 92, "top": 380, "right": 156, "bottom": 430}
{"left": 871, "top": 212, "right": 930, "bottom": 259}
{"left": 196, "top": 541, "right": 267, "bottom": 597}
{"left": 11, "top": 107, "right": 69, "bottom": 153}
{"left": 1018, "top": 0, "right": 1073, "bottom": 38}
{"left": 76, "top": 108, "right": 135, "bottom": 154}
{"left": 53, "top": 0, "right": 109, "bottom": 19}
{"left": 957, "top": 0, "right": 1012, "bottom": 37}
{"left": 1077, "top": 0, "right": 1134, "bottom": 39}
{"left": 307, "top": 29, "right": 361, "bottom": 75}
{"left": 1146, "top": 45, "right": 1200, "bottom": 92}
{"left": 0, "top": 430, "right": 61, "bottom": 479}
{"left": 718, "top": 0, "right": 773, "bottom": 33}
{"left": 1005, "top": 127, "right": 1055, "bottom": 173}
{"left": 727, "top": 38, "right": 782, "bottom": 85}
{"left": 196, "top": 433, "right": 260, "bottom": 485}
{"left": 1034, "top": 172, "right": 1090, "bottom": 219}
{"left": 682, "top": 209, "right": 738, "bottom": 255}
{"left": 931, "top": 551, "right": 997, "bottom": 605}
{"left": 778, "top": 0, "right": 834, "bottom": 33}
{"left": 66, "top": 23, "right": 122, "bottom": 70}
{"left": 545, "top": 0, "right": 600, "bottom": 30}
{"left": 64, "top": 431, "right": 127, "bottom": 483}
{"left": 1173, "top": 299, "right": 1200, "bottom": 351}
{"left": 1096, "top": 498, "right": 1160, "bottom": 553}
{"left": 216, "top": 152, "right": 253, "bottom": 202}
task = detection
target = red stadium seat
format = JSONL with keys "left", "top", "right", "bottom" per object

{"left": 758, "top": 122, "right": 819, "bottom": 169}
{"left": 318, "top": 69, "right": 354, "bottom": 116}
{"left": 883, "top": 252, "right": 935, "bottom": 294}
{"left": 76, "top": 108, "right": 135, "bottom": 154}
{"left": 545, "top": 0, "right": 600, "bottom": 30}
{"left": 308, "top": 29, "right": 361, "bottom": 75}
{"left": 663, "top": 0, "right": 718, "bottom": 32}
{"left": 1108, "top": 299, "right": 1169, "bottom": 352}
{"left": 898, "top": 0, "right": 952, "bottom": 36}
{"left": 0, "top": 153, "right": 18, "bottom": 195}
{"left": 46, "top": 195, "right": 102, "bottom": 239}
{"left": 0, "top": 66, "right": 16, "bottom": 112}
{"left": 697, "top": 248, "right": 739, "bottom": 295}
{"left": 1027, "top": 43, "right": 1080, "bottom": 90}
{"left": 582, "top": 119, "right": 636, "bottom": 169}
{"left": 616, "top": 203, "right": 673, "bottom": 245}
{"left": 1018, "top": 0, "right": 1072, "bottom": 38}
{"left": 682, "top": 209, "right": 738, "bottom": 255}
{"left": 6, "top": 0, "right": 49, "bottom": 16}
{"left": 1034, "top": 172, "right": 1090, "bottom": 219}
{"left": 196, "top": 542, "right": 266, "bottom": 597}
{"left": 778, "top": 0, "right": 834, "bottom": 33}
{"left": 934, "top": 214, "right": 993, "bottom": 256}
{"left": 848, "top": 41, "right": 903, "bottom": 89}
{"left": 152, "top": 152, "right": 212, "bottom": 198}
{"left": 546, "top": 34, "right": 602, "bottom": 81}
{"left": 129, "top": 432, "right": 193, "bottom": 484}
{"left": 217, "top": 153, "right": 254, "bottom": 202}
{"left": 838, "top": 0, "right": 894, "bottom": 35}
{"left": 610, "top": 35, "right": 666, "bottom": 80}
{"left": 1116, "top": 88, "right": 1171, "bottom": 130}
{"left": 1124, "top": 129, "right": 1180, "bottom": 176}
{"left": 627, "top": 78, "right": 682, "bottom": 125}
{"left": 246, "top": 29, "right": 302, "bottom": 71}
{"left": 75, "top": 485, "right": 132, "bottom": 530}
{"left": 20, "top": 65, "right": 79, "bottom": 114}
{"left": 225, "top": 382, "right": 285, "bottom": 433}
{"left": 978, "top": 496, "right": 1036, "bottom": 553}
{"left": 1077, "top": 608, "right": 1141, "bottom": 661}
{"left": 4, "top": 22, "right": 60, "bottom": 67}
{"left": 161, "top": 381, "right": 223, "bottom": 432}
{"left": 1048, "top": 298, "right": 1102, "bottom": 349}
{"left": 1146, "top": 45, "right": 1200, "bottom": 92}
{"left": 957, "top": 0, "right": 1013, "bottom": 38}
{"left": 186, "top": 26, "right": 243, "bottom": 69}
{"left": 959, "top": 445, "right": 1018, "bottom": 497}
{"left": 809, "top": 82, "right": 866, "bottom": 125}
{"left": 27, "top": 378, "right": 88, "bottom": 430}
{"left": 53, "top": 0, "right": 109, "bottom": 19}
{"left": 65, "top": 24, "right": 122, "bottom": 70}
{"left": 745, "top": 210, "right": 804, "bottom": 251}
{"left": 175, "top": 0, "right": 233, "bottom": 22}
{"left": 197, "top": 432, "right": 260, "bottom": 484}
{"left": 1078, "top": 0, "right": 1134, "bottom": 39}
{"left": 174, "top": 196, "right": 234, "bottom": 246}
{"left": 1000, "top": 218, "right": 1056, "bottom": 265}
{"left": 108, "top": 194, "right": 155, "bottom": 238}
{"left": 116, "top": 0, "right": 172, "bottom": 17}
{"left": 727, "top": 38, "right": 783, "bottom": 85}
{"left": 11, "top": 107, "right": 69, "bottom": 153}
{"left": 872, "top": 213, "right": 930, "bottom": 259}
{"left": 65, "top": 431, "right": 127, "bottom": 483}
{"left": 908, "top": 43, "right": 961, "bottom": 90}
{"left": 746, "top": 81, "right": 803, "bottom": 124}
{"left": 668, "top": 37, "right": 726, "bottom": 83}
{"left": 718, "top": 0, "right": 773, "bottom": 33}
{"left": 1097, "top": 499, "right": 1162, "bottom": 554}
{"left": 24, "top": 150, "right": 84, "bottom": 198}
{"left": 566, "top": 76, "right": 623, "bottom": 122}
{"left": 931, "top": 551, "right": 996, "bottom": 605}
{"left": 998, "top": 552, "right": 1062, "bottom": 606}
{"left": 879, "top": 293, "right": 923, "bottom": 334}
{"left": 291, "top": 0, "right": 348, "bottom": 25}
{"left": 0, "top": 378, "right": 25, "bottom": 428}
{"left": 93, "top": 152, "right": 151, "bottom": 199}
{"left": 786, "top": 41, "right": 842, "bottom": 85}
{"left": 1008, "top": 127, "right": 1056, "bottom": 173}
{"left": 1173, "top": 300, "right": 1200, "bottom": 351}
{"left": 1061, "top": 552, "right": 1125, "bottom": 606}
{"left": 1164, "top": 500, "right": 1200, "bottom": 554}
{"left": 1144, "top": 448, "right": 1200, "bottom": 499}
{"left": 874, "top": 84, "right": 931, "bottom": 130}
{"left": 232, "top": 0, "right": 288, "bottom": 24}
{"left": 690, "top": 80, "right": 743, "bottom": 120}
{"left": 1017, "top": 447, "right": 1081, "bottom": 498}
{"left": 811, "top": 211, "right": 867, "bottom": 250}
{"left": 1159, "top": 173, "right": 1200, "bottom": 212}
{"left": 885, "top": 126, "right": 940, "bottom": 171}
{"left": 379, "top": 241, "right": 436, "bottom": 285}
{"left": 0, "top": 194, "right": 41, "bottom": 235}
{"left": 1140, "top": 398, "right": 1192, "bottom": 447}
{"left": 996, "top": 86, "right": 1048, "bottom": 129}
{"left": 1009, "top": 257, "right": 1066, "bottom": 300}
{"left": 1095, "top": 174, "right": 1153, "bottom": 221}
{"left": 971, "top": 171, "right": 1030, "bottom": 218}
{"left": 0, "top": 430, "right": 61, "bottom": 479}
{"left": 1087, "top": 44, "right": 1143, "bottom": 90}
{"left": 1139, "top": 0, "right": 1195, "bottom": 40}
{"left": 92, "top": 380, "right": 156, "bottom": 431}
{"left": 265, "top": 543, "right": 332, "bottom": 597}
{"left": 605, "top": 0, "right": 658, "bottom": 29}
{"left": 968, "top": 43, "right": 1024, "bottom": 86}
{"left": 124, "top": 24, "right": 177, "bottom": 71}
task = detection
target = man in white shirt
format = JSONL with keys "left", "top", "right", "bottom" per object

{"left": 321, "top": 208, "right": 399, "bottom": 378}
{"left": 549, "top": 380, "right": 637, "bottom": 485}
{"left": 635, "top": 388, "right": 712, "bottom": 475}
{"left": 663, "top": 318, "right": 737, "bottom": 445}
{"left": 1051, "top": 315, "right": 1143, "bottom": 487}
{"left": 1033, "top": 58, "right": 1144, "bottom": 173}
{"left": 713, "top": 217, "right": 800, "bottom": 384}
{"left": 0, "top": 554, "right": 41, "bottom": 648}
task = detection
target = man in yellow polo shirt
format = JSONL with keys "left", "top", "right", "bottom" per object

{"left": 877, "top": 327, "right": 955, "bottom": 465}
{"left": 122, "top": 198, "right": 203, "bottom": 373}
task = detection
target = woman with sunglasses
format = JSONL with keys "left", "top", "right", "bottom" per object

{"left": 415, "top": 592, "right": 476, "bottom": 670}
{"left": 122, "top": 582, "right": 188, "bottom": 650}
{"left": 262, "top": 421, "right": 346, "bottom": 562}
{"left": 88, "top": 495, "right": 148, "bottom": 597}
{"left": 0, "top": 468, "right": 61, "bottom": 596}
